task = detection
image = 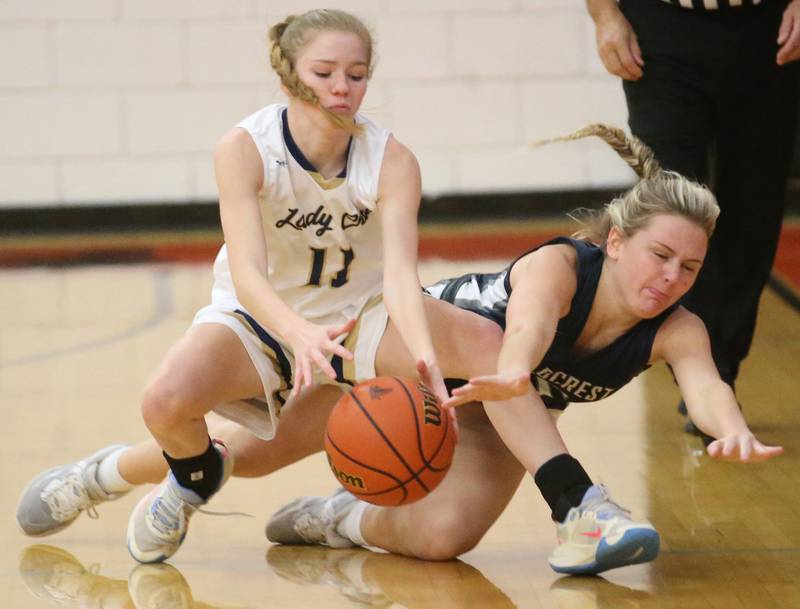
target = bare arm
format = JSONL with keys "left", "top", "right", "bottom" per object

{"left": 463, "top": 245, "right": 578, "bottom": 472}
{"left": 654, "top": 308, "right": 783, "bottom": 462}
{"left": 498, "top": 247, "right": 576, "bottom": 376}
{"left": 482, "top": 389, "right": 570, "bottom": 476}
{"left": 586, "top": 0, "right": 644, "bottom": 81}
{"left": 378, "top": 137, "right": 447, "bottom": 403}
{"left": 215, "top": 129, "right": 354, "bottom": 395}
{"left": 440, "top": 245, "right": 581, "bottom": 472}
{"left": 445, "top": 244, "right": 577, "bottom": 406}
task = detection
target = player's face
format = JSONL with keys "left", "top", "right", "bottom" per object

{"left": 294, "top": 30, "right": 369, "bottom": 119}
{"left": 607, "top": 213, "right": 708, "bottom": 318}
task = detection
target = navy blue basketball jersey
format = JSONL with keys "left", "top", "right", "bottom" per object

{"left": 426, "top": 237, "right": 678, "bottom": 410}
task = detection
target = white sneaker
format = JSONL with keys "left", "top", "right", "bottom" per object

{"left": 266, "top": 489, "right": 357, "bottom": 549}
{"left": 127, "top": 440, "right": 233, "bottom": 564}
{"left": 16, "top": 444, "right": 129, "bottom": 536}
{"left": 548, "top": 485, "right": 660, "bottom": 575}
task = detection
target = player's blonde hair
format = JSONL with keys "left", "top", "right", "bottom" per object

{"left": 535, "top": 124, "right": 720, "bottom": 245}
{"left": 268, "top": 9, "right": 373, "bottom": 137}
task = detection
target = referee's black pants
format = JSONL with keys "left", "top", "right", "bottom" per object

{"left": 620, "top": 0, "right": 800, "bottom": 386}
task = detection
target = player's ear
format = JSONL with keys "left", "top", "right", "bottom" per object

{"left": 606, "top": 225, "right": 625, "bottom": 261}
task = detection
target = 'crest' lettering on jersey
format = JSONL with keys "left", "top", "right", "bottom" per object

{"left": 535, "top": 367, "right": 614, "bottom": 402}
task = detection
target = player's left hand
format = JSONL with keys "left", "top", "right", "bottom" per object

{"left": 416, "top": 359, "right": 459, "bottom": 442}
{"left": 442, "top": 372, "right": 531, "bottom": 409}
{"left": 777, "top": 0, "right": 800, "bottom": 65}
{"left": 706, "top": 433, "right": 784, "bottom": 463}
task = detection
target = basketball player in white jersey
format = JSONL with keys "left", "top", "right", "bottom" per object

{"left": 16, "top": 9, "right": 508, "bottom": 564}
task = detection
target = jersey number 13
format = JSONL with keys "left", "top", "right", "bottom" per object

{"left": 307, "top": 247, "right": 354, "bottom": 288}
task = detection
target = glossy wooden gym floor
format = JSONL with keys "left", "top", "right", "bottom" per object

{"left": 2, "top": 220, "right": 799, "bottom": 609}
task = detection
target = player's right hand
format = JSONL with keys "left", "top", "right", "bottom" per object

{"left": 286, "top": 319, "right": 355, "bottom": 398}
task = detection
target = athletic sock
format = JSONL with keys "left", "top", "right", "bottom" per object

{"left": 96, "top": 447, "right": 135, "bottom": 494}
{"left": 338, "top": 500, "right": 369, "bottom": 546}
{"left": 162, "top": 438, "right": 223, "bottom": 501}
{"left": 533, "top": 453, "right": 593, "bottom": 523}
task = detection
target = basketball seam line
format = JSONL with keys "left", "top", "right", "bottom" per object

{"left": 326, "top": 432, "right": 409, "bottom": 494}
{"left": 350, "top": 387, "right": 431, "bottom": 493}
{"left": 393, "top": 376, "right": 451, "bottom": 472}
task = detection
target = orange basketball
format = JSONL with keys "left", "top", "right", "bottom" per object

{"left": 324, "top": 376, "right": 456, "bottom": 507}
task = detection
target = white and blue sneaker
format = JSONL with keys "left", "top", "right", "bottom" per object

{"left": 127, "top": 440, "right": 232, "bottom": 564}
{"left": 548, "top": 485, "right": 659, "bottom": 575}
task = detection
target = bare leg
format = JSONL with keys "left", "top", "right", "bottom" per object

{"left": 109, "top": 322, "right": 261, "bottom": 485}
{"left": 214, "top": 298, "right": 506, "bottom": 481}
{"left": 482, "top": 393, "right": 568, "bottom": 476}
{"left": 117, "top": 440, "right": 169, "bottom": 486}
{"left": 358, "top": 296, "right": 564, "bottom": 558}
{"left": 376, "top": 296, "right": 504, "bottom": 381}
{"left": 382, "top": 295, "right": 567, "bottom": 466}
{"left": 207, "top": 385, "right": 341, "bottom": 477}
{"left": 361, "top": 402, "right": 525, "bottom": 559}
{"left": 117, "top": 384, "right": 341, "bottom": 484}
{"left": 139, "top": 323, "right": 263, "bottom": 458}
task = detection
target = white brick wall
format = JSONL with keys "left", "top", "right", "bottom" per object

{"left": 55, "top": 24, "right": 185, "bottom": 87}
{"left": 0, "top": 0, "right": 632, "bottom": 208}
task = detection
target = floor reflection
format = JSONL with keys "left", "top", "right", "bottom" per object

{"left": 18, "top": 544, "right": 232, "bottom": 609}
{"left": 549, "top": 576, "right": 653, "bottom": 609}
{"left": 266, "top": 545, "right": 516, "bottom": 608}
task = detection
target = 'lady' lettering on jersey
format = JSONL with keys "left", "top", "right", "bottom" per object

{"left": 276, "top": 205, "right": 334, "bottom": 236}
{"left": 276, "top": 205, "right": 373, "bottom": 236}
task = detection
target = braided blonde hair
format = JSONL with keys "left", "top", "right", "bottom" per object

{"left": 535, "top": 123, "right": 720, "bottom": 245}
{"left": 268, "top": 10, "right": 373, "bottom": 137}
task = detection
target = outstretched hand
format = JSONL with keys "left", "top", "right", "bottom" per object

{"left": 287, "top": 318, "right": 356, "bottom": 398}
{"left": 706, "top": 434, "right": 784, "bottom": 463}
{"left": 442, "top": 372, "right": 531, "bottom": 409}
{"left": 417, "top": 359, "right": 459, "bottom": 442}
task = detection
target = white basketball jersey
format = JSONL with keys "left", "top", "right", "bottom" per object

{"left": 211, "top": 104, "right": 390, "bottom": 329}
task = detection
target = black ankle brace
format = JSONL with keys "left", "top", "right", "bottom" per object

{"left": 534, "top": 453, "right": 593, "bottom": 523}
{"left": 163, "top": 438, "right": 223, "bottom": 501}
